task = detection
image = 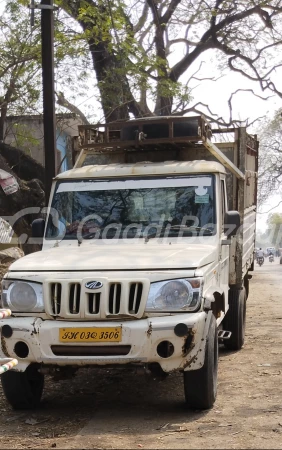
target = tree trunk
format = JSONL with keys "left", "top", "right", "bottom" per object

{"left": 88, "top": 39, "right": 130, "bottom": 122}
{"left": 154, "top": 96, "right": 173, "bottom": 116}
{"left": 0, "top": 102, "right": 7, "bottom": 142}
{"left": 60, "top": 0, "right": 145, "bottom": 123}
{"left": 86, "top": 36, "right": 145, "bottom": 122}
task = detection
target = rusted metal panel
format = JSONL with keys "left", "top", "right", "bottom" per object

{"left": 202, "top": 138, "right": 245, "bottom": 180}
{"left": 77, "top": 115, "right": 212, "bottom": 150}
{"left": 229, "top": 128, "right": 257, "bottom": 286}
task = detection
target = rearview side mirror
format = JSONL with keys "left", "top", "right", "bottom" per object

{"left": 224, "top": 211, "right": 240, "bottom": 237}
{"left": 32, "top": 218, "right": 46, "bottom": 238}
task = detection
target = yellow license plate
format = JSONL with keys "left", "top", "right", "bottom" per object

{"left": 59, "top": 327, "right": 122, "bottom": 343}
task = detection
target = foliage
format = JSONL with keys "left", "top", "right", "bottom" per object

{"left": 0, "top": 0, "right": 93, "bottom": 142}
{"left": 0, "top": 2, "right": 42, "bottom": 140}
{"left": 5, "top": 123, "right": 41, "bottom": 156}
{"left": 264, "top": 212, "right": 282, "bottom": 247}
{"left": 58, "top": 0, "right": 282, "bottom": 123}
{"left": 256, "top": 213, "right": 282, "bottom": 249}
{"left": 2, "top": 0, "right": 282, "bottom": 126}
{"left": 267, "top": 212, "right": 282, "bottom": 226}
{"left": 258, "top": 108, "right": 282, "bottom": 205}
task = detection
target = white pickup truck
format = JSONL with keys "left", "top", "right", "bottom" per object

{"left": 0, "top": 116, "right": 258, "bottom": 410}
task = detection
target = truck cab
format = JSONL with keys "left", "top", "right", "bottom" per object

{"left": 0, "top": 116, "right": 258, "bottom": 410}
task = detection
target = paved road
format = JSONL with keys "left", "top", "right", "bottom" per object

{"left": 0, "top": 257, "right": 282, "bottom": 449}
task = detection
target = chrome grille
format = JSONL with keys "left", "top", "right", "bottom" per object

{"left": 109, "top": 283, "right": 121, "bottom": 314}
{"left": 50, "top": 283, "right": 62, "bottom": 315}
{"left": 46, "top": 279, "right": 148, "bottom": 319}
{"left": 69, "top": 283, "right": 81, "bottom": 314}
{"left": 87, "top": 292, "right": 101, "bottom": 314}
{"left": 129, "top": 283, "right": 143, "bottom": 314}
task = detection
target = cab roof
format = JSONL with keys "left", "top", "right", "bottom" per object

{"left": 55, "top": 160, "right": 226, "bottom": 180}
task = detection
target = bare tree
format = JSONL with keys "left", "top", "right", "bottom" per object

{"left": 258, "top": 108, "right": 282, "bottom": 205}
{"left": 58, "top": 0, "right": 282, "bottom": 124}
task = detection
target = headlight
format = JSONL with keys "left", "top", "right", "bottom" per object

{"left": 145, "top": 278, "right": 202, "bottom": 312}
{"left": 1, "top": 280, "right": 44, "bottom": 312}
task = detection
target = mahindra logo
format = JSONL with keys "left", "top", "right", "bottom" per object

{"left": 85, "top": 281, "right": 103, "bottom": 289}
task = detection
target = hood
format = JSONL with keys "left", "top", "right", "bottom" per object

{"left": 9, "top": 241, "right": 217, "bottom": 272}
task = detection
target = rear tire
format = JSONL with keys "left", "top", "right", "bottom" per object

{"left": 1, "top": 365, "right": 44, "bottom": 410}
{"left": 224, "top": 287, "right": 246, "bottom": 351}
{"left": 184, "top": 314, "right": 218, "bottom": 410}
{"left": 244, "top": 275, "right": 249, "bottom": 299}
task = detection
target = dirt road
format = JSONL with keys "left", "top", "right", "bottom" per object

{"left": 1, "top": 259, "right": 282, "bottom": 449}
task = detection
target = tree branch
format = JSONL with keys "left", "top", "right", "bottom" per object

{"left": 161, "top": 0, "right": 182, "bottom": 24}
{"left": 56, "top": 91, "right": 90, "bottom": 124}
{"left": 133, "top": 2, "right": 149, "bottom": 33}
{"left": 170, "top": 4, "right": 281, "bottom": 82}
{"left": 227, "top": 88, "right": 274, "bottom": 124}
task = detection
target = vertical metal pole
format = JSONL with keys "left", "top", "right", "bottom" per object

{"left": 41, "top": 0, "right": 56, "bottom": 205}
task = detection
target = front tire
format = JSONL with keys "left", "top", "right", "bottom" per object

{"left": 184, "top": 314, "right": 218, "bottom": 410}
{"left": 1, "top": 365, "right": 44, "bottom": 410}
{"left": 224, "top": 287, "right": 246, "bottom": 351}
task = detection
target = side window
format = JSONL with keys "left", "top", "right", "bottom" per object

{"left": 221, "top": 180, "right": 226, "bottom": 233}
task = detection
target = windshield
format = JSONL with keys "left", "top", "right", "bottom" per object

{"left": 46, "top": 175, "right": 216, "bottom": 240}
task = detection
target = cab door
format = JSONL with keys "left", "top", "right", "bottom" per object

{"left": 219, "top": 176, "right": 230, "bottom": 311}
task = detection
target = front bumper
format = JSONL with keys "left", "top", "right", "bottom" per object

{"left": 0, "top": 313, "right": 209, "bottom": 372}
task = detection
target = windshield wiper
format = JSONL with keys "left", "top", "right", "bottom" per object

{"left": 80, "top": 225, "right": 121, "bottom": 240}
{"left": 145, "top": 225, "right": 213, "bottom": 241}
{"left": 81, "top": 230, "right": 101, "bottom": 240}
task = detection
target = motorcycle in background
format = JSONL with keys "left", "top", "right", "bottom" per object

{"left": 258, "top": 257, "right": 264, "bottom": 266}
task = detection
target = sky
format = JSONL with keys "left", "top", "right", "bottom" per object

{"left": 193, "top": 75, "right": 279, "bottom": 131}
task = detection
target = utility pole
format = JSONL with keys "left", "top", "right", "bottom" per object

{"left": 40, "top": 0, "right": 57, "bottom": 204}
